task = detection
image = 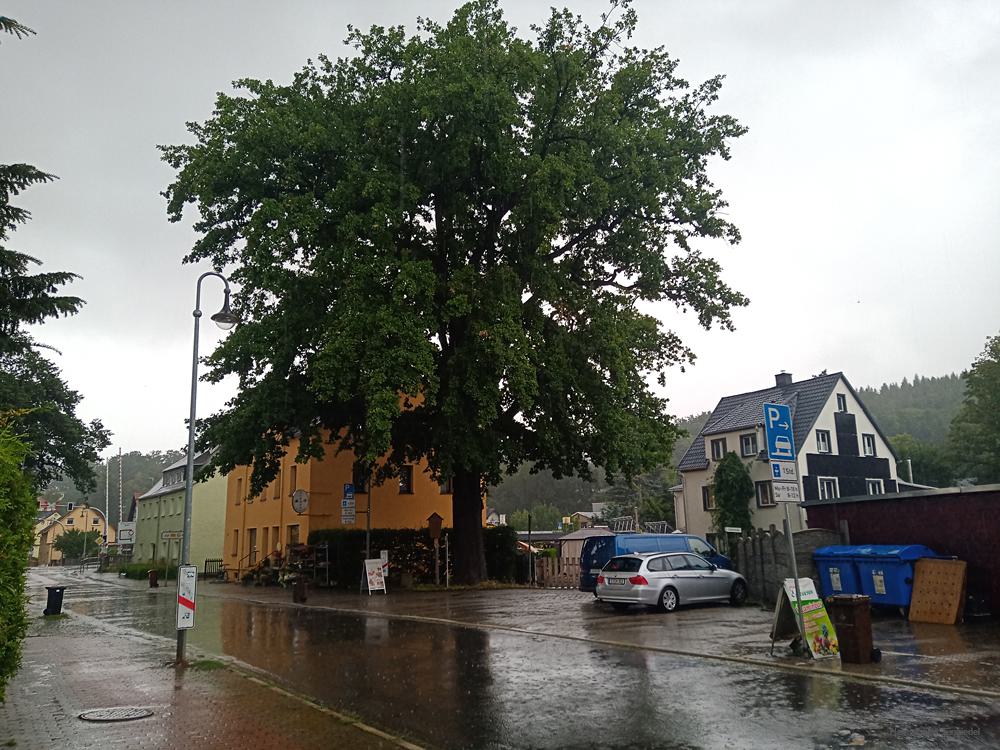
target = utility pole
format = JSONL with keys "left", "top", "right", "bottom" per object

{"left": 118, "top": 447, "right": 123, "bottom": 528}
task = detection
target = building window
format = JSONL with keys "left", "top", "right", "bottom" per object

{"left": 287, "top": 524, "right": 300, "bottom": 547}
{"left": 92, "top": 517, "right": 100, "bottom": 525}
{"left": 235, "top": 477, "right": 242, "bottom": 505}
{"left": 66, "top": 517, "right": 74, "bottom": 525}
{"left": 439, "top": 477, "right": 454, "bottom": 495}
{"left": 740, "top": 433, "right": 757, "bottom": 457}
{"left": 67, "top": 502, "right": 75, "bottom": 512}
{"left": 352, "top": 464, "right": 369, "bottom": 493}
{"left": 818, "top": 477, "right": 839, "bottom": 500}
{"left": 755, "top": 481, "right": 775, "bottom": 508}
{"left": 710, "top": 438, "right": 728, "bottom": 461}
{"left": 231, "top": 529, "right": 239, "bottom": 556}
{"left": 262, "top": 527, "right": 270, "bottom": 556}
{"left": 399, "top": 465, "right": 414, "bottom": 494}
{"left": 271, "top": 471, "right": 281, "bottom": 500}
{"left": 862, "top": 433, "right": 876, "bottom": 457}
{"left": 272, "top": 525, "right": 279, "bottom": 551}
{"left": 816, "top": 430, "right": 832, "bottom": 454}
{"left": 836, "top": 393, "right": 848, "bottom": 412}
{"left": 289, "top": 465, "right": 297, "bottom": 494}
{"left": 701, "top": 486, "right": 716, "bottom": 511}
{"left": 866, "top": 478, "right": 884, "bottom": 495}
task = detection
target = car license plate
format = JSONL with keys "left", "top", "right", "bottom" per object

{"left": 609, "top": 578, "right": 625, "bottom": 585}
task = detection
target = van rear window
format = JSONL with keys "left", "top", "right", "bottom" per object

{"left": 603, "top": 557, "right": 642, "bottom": 573}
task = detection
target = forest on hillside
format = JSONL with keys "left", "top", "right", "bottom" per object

{"left": 40, "top": 449, "right": 184, "bottom": 527}
{"left": 858, "top": 374, "right": 965, "bottom": 444}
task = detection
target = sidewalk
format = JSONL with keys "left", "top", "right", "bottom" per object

{"left": 0, "top": 585, "right": 418, "bottom": 750}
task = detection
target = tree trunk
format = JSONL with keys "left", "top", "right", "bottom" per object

{"left": 452, "top": 470, "right": 487, "bottom": 585}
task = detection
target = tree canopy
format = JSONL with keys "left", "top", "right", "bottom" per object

{"left": 163, "top": 0, "right": 747, "bottom": 582}
{"left": 711, "top": 452, "right": 753, "bottom": 534}
{"left": 950, "top": 332, "right": 1000, "bottom": 484}
{"left": 0, "top": 22, "right": 106, "bottom": 494}
{"left": 52, "top": 529, "right": 102, "bottom": 559}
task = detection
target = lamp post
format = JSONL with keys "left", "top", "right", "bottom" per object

{"left": 176, "top": 271, "right": 238, "bottom": 665}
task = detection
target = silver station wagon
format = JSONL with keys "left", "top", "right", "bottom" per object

{"left": 595, "top": 552, "right": 748, "bottom": 612}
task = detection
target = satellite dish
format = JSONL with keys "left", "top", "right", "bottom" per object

{"left": 291, "top": 489, "right": 309, "bottom": 514}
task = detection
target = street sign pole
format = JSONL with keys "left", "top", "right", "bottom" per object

{"left": 763, "top": 402, "right": 807, "bottom": 651}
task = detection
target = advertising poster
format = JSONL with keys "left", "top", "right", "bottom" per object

{"left": 365, "top": 558, "right": 387, "bottom": 594}
{"left": 782, "top": 578, "right": 839, "bottom": 659}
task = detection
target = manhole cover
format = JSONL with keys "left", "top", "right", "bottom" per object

{"left": 79, "top": 707, "right": 154, "bottom": 722}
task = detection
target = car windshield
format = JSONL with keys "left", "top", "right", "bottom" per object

{"left": 603, "top": 557, "right": 642, "bottom": 573}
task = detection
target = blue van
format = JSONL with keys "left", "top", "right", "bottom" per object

{"left": 579, "top": 533, "right": 733, "bottom": 592}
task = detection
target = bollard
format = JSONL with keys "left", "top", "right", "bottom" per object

{"left": 43, "top": 586, "right": 66, "bottom": 616}
{"left": 292, "top": 576, "right": 307, "bottom": 603}
{"left": 148, "top": 569, "right": 159, "bottom": 588}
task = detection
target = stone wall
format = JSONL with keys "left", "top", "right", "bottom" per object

{"left": 735, "top": 526, "right": 840, "bottom": 605}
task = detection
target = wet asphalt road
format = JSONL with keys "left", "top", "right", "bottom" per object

{"left": 31, "top": 570, "right": 1000, "bottom": 749}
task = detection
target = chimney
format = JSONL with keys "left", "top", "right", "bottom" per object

{"left": 775, "top": 372, "right": 793, "bottom": 387}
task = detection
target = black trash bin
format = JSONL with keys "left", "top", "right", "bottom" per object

{"left": 148, "top": 569, "right": 159, "bottom": 588}
{"left": 292, "top": 576, "right": 307, "bottom": 603}
{"left": 43, "top": 586, "right": 66, "bottom": 616}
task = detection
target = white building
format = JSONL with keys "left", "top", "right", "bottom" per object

{"left": 674, "top": 371, "right": 898, "bottom": 545}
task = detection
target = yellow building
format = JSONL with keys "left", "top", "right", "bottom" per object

{"left": 224, "top": 437, "right": 456, "bottom": 577}
{"left": 36, "top": 503, "right": 117, "bottom": 565}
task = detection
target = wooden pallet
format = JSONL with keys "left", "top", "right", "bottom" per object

{"left": 908, "top": 558, "right": 967, "bottom": 625}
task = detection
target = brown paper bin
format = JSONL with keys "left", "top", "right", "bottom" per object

{"left": 827, "top": 594, "right": 878, "bottom": 664}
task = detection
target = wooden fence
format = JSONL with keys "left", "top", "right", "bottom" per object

{"left": 534, "top": 556, "right": 582, "bottom": 588}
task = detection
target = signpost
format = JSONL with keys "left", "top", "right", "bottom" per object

{"left": 117, "top": 522, "right": 136, "bottom": 546}
{"left": 161, "top": 530, "right": 184, "bottom": 540}
{"left": 341, "top": 483, "right": 356, "bottom": 525}
{"left": 762, "top": 402, "right": 807, "bottom": 650}
{"left": 292, "top": 488, "right": 309, "bottom": 515}
{"left": 176, "top": 565, "right": 197, "bottom": 630}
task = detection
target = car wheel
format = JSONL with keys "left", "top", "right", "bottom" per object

{"left": 611, "top": 603, "right": 629, "bottom": 611}
{"left": 730, "top": 579, "right": 748, "bottom": 606}
{"left": 658, "top": 587, "right": 679, "bottom": 613}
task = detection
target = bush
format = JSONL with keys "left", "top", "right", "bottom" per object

{"left": 0, "top": 426, "right": 35, "bottom": 702}
{"left": 116, "top": 562, "right": 172, "bottom": 580}
{"left": 307, "top": 526, "right": 519, "bottom": 588}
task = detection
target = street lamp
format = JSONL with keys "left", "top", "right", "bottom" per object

{"left": 177, "top": 271, "right": 239, "bottom": 665}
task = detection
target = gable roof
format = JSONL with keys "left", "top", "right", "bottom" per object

{"left": 678, "top": 372, "right": 844, "bottom": 472}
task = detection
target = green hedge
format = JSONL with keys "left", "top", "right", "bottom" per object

{"left": 306, "top": 526, "right": 519, "bottom": 588}
{"left": 0, "top": 427, "right": 35, "bottom": 702}
{"left": 116, "top": 562, "right": 173, "bottom": 581}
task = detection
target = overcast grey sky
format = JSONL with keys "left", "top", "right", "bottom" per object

{"left": 3, "top": 0, "right": 998, "bottom": 456}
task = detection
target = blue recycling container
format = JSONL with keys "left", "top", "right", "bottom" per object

{"left": 851, "top": 544, "right": 938, "bottom": 607}
{"left": 814, "top": 546, "right": 863, "bottom": 597}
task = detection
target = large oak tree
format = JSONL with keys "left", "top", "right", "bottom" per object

{"left": 163, "top": 0, "right": 748, "bottom": 583}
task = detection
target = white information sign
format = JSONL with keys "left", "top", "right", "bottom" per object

{"left": 117, "top": 522, "right": 136, "bottom": 545}
{"left": 364, "top": 558, "right": 387, "bottom": 595}
{"left": 176, "top": 565, "right": 198, "bottom": 630}
{"left": 770, "top": 461, "right": 799, "bottom": 482}
{"left": 772, "top": 481, "right": 802, "bottom": 504}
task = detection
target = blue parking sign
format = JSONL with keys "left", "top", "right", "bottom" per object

{"left": 763, "top": 403, "right": 796, "bottom": 461}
